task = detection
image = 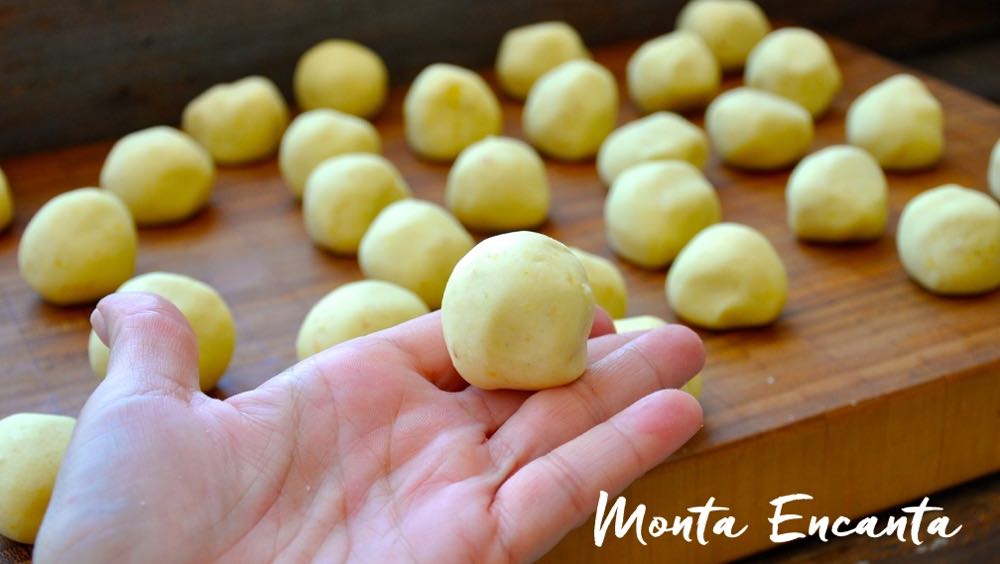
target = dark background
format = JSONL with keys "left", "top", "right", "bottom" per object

{"left": 0, "top": 0, "right": 998, "bottom": 156}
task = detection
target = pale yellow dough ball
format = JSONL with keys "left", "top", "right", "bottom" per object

{"left": 303, "top": 154, "right": 411, "bottom": 255}
{"left": 627, "top": 31, "right": 720, "bottom": 114}
{"left": 18, "top": 188, "right": 137, "bottom": 305}
{"left": 99, "top": 126, "right": 215, "bottom": 225}
{"left": 706, "top": 87, "right": 813, "bottom": 170}
{"left": 846, "top": 74, "right": 944, "bottom": 170}
{"left": 441, "top": 231, "right": 595, "bottom": 390}
{"left": 745, "top": 27, "right": 841, "bottom": 117}
{"left": 279, "top": 109, "right": 381, "bottom": 198}
{"left": 677, "top": 0, "right": 770, "bottom": 72}
{"left": 523, "top": 60, "right": 618, "bottom": 160}
{"left": 597, "top": 112, "right": 709, "bottom": 185}
{"left": 569, "top": 248, "right": 628, "bottom": 318}
{"left": 88, "top": 272, "right": 237, "bottom": 390}
{"left": 0, "top": 413, "right": 75, "bottom": 544}
{"left": 0, "top": 167, "right": 12, "bottom": 231}
{"left": 896, "top": 185, "right": 1000, "bottom": 295}
{"left": 991, "top": 140, "right": 1000, "bottom": 201}
{"left": 496, "top": 21, "right": 590, "bottom": 100}
{"left": 296, "top": 280, "right": 429, "bottom": 359}
{"left": 404, "top": 64, "right": 502, "bottom": 161}
{"left": 294, "top": 39, "right": 388, "bottom": 118}
{"left": 182, "top": 76, "right": 290, "bottom": 165}
{"left": 667, "top": 223, "right": 788, "bottom": 329}
{"left": 786, "top": 145, "right": 888, "bottom": 242}
{"left": 605, "top": 161, "right": 722, "bottom": 269}
{"left": 359, "top": 199, "right": 474, "bottom": 309}
{"left": 445, "top": 136, "right": 550, "bottom": 231}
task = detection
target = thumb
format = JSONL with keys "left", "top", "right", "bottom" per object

{"left": 91, "top": 292, "right": 201, "bottom": 400}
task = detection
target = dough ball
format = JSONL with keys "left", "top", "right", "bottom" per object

{"left": 706, "top": 87, "right": 813, "bottom": 170}
{"left": 626, "top": 31, "right": 720, "bottom": 114}
{"left": 745, "top": 27, "right": 841, "bottom": 117}
{"left": 496, "top": 21, "right": 590, "bottom": 100}
{"left": 303, "top": 154, "right": 410, "bottom": 255}
{"left": 88, "top": 272, "right": 237, "bottom": 390}
{"left": 445, "top": 136, "right": 550, "bottom": 231}
{"left": 294, "top": 39, "right": 388, "bottom": 118}
{"left": 279, "top": 109, "right": 381, "bottom": 199}
{"left": 404, "top": 64, "right": 502, "bottom": 161}
{"left": 182, "top": 76, "right": 290, "bottom": 165}
{"left": 99, "top": 126, "right": 215, "bottom": 225}
{"left": 667, "top": 223, "right": 788, "bottom": 329}
{"left": 676, "top": 0, "right": 770, "bottom": 72}
{"left": 0, "top": 413, "right": 75, "bottom": 544}
{"left": 359, "top": 199, "right": 474, "bottom": 309}
{"left": 991, "top": 139, "right": 1000, "bottom": 201}
{"left": 0, "top": 167, "right": 12, "bottom": 231}
{"left": 18, "top": 188, "right": 137, "bottom": 305}
{"left": 523, "top": 60, "right": 618, "bottom": 161}
{"left": 896, "top": 185, "right": 1000, "bottom": 295}
{"left": 441, "top": 231, "right": 595, "bottom": 390}
{"left": 296, "top": 280, "right": 429, "bottom": 359}
{"left": 597, "top": 112, "right": 709, "bottom": 185}
{"left": 569, "top": 247, "right": 628, "bottom": 318}
{"left": 605, "top": 160, "right": 722, "bottom": 269}
{"left": 786, "top": 145, "right": 888, "bottom": 242}
{"left": 846, "top": 74, "right": 944, "bottom": 170}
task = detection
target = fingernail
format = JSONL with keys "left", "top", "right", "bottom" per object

{"left": 91, "top": 307, "right": 109, "bottom": 344}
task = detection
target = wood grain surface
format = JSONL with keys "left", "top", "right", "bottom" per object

{"left": 0, "top": 33, "right": 998, "bottom": 562}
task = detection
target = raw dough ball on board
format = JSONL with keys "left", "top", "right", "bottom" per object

{"left": 441, "top": 231, "right": 595, "bottom": 390}
{"left": 303, "top": 154, "right": 410, "bottom": 255}
{"left": 569, "top": 247, "right": 628, "bottom": 319}
{"left": 626, "top": 31, "right": 720, "bottom": 113}
{"left": 294, "top": 39, "right": 388, "bottom": 118}
{"left": 182, "top": 76, "right": 290, "bottom": 165}
{"left": 100, "top": 126, "right": 215, "bottom": 225}
{"left": 359, "top": 199, "right": 474, "bottom": 309}
{"left": 296, "top": 280, "right": 429, "bottom": 359}
{"left": 706, "top": 87, "right": 813, "bottom": 170}
{"left": 445, "top": 136, "right": 550, "bottom": 231}
{"left": 597, "top": 112, "right": 709, "bottom": 185}
{"left": 279, "top": 109, "right": 381, "bottom": 199}
{"left": 496, "top": 21, "right": 590, "bottom": 100}
{"left": 88, "top": 272, "right": 237, "bottom": 391}
{"left": 676, "top": 0, "right": 770, "bottom": 72}
{"left": 745, "top": 27, "right": 841, "bottom": 117}
{"left": 667, "top": 223, "right": 788, "bottom": 329}
{"left": 896, "top": 185, "right": 1000, "bottom": 295}
{"left": 18, "top": 188, "right": 137, "bottom": 305}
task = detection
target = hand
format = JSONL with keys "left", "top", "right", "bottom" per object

{"left": 34, "top": 292, "right": 704, "bottom": 563}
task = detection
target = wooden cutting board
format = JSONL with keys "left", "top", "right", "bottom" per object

{"left": 1, "top": 32, "right": 998, "bottom": 562}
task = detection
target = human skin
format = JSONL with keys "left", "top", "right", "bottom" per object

{"left": 34, "top": 292, "right": 703, "bottom": 563}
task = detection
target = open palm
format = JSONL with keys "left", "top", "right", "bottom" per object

{"left": 34, "top": 292, "right": 704, "bottom": 563}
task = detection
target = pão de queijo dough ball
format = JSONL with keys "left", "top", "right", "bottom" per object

{"left": 441, "top": 231, "right": 595, "bottom": 390}
{"left": 745, "top": 27, "right": 841, "bottom": 117}
{"left": 667, "top": 222, "right": 788, "bottom": 329}
{"left": 303, "top": 153, "right": 410, "bottom": 255}
{"left": 445, "top": 136, "right": 550, "bottom": 231}
{"left": 612, "top": 315, "right": 704, "bottom": 399}
{"left": 404, "top": 64, "right": 502, "bottom": 161}
{"left": 706, "top": 87, "right": 813, "bottom": 170}
{"left": 523, "top": 59, "right": 618, "bottom": 161}
{"left": 296, "top": 280, "right": 429, "bottom": 360}
{"left": 100, "top": 126, "right": 215, "bottom": 225}
{"left": 786, "top": 145, "right": 888, "bottom": 242}
{"left": 597, "top": 112, "right": 709, "bottom": 186}
{"left": 359, "top": 199, "right": 474, "bottom": 309}
{"left": 676, "top": 0, "right": 770, "bottom": 72}
{"left": 496, "top": 21, "right": 590, "bottom": 100}
{"left": 182, "top": 76, "right": 290, "bottom": 165}
{"left": 294, "top": 39, "right": 388, "bottom": 118}
{"left": 570, "top": 247, "right": 628, "bottom": 319}
{"left": 0, "top": 167, "right": 13, "bottom": 231}
{"left": 846, "top": 74, "right": 944, "bottom": 170}
{"left": 896, "top": 185, "right": 1000, "bottom": 295}
{"left": 605, "top": 160, "right": 721, "bottom": 269}
{"left": 18, "top": 188, "right": 137, "bottom": 305}
{"left": 0, "top": 413, "right": 75, "bottom": 544}
{"left": 279, "top": 109, "right": 381, "bottom": 199}
{"left": 627, "top": 30, "right": 720, "bottom": 114}
{"left": 88, "top": 271, "right": 237, "bottom": 391}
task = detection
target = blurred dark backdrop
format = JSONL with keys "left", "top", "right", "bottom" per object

{"left": 0, "top": 0, "right": 997, "bottom": 156}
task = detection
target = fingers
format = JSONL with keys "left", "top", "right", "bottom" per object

{"left": 589, "top": 307, "right": 615, "bottom": 339}
{"left": 493, "top": 390, "right": 703, "bottom": 560}
{"left": 92, "top": 292, "right": 201, "bottom": 401}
